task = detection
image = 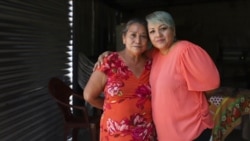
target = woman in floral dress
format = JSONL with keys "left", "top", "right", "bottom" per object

{"left": 84, "top": 18, "right": 155, "bottom": 141}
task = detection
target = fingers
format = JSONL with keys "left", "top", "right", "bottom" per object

{"left": 98, "top": 54, "right": 105, "bottom": 64}
{"left": 92, "top": 62, "right": 99, "bottom": 71}
{"left": 92, "top": 51, "right": 112, "bottom": 71}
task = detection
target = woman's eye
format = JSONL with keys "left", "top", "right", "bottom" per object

{"left": 160, "top": 27, "right": 168, "bottom": 31}
{"left": 130, "top": 34, "right": 136, "bottom": 37}
{"left": 149, "top": 30, "right": 155, "bottom": 34}
{"left": 141, "top": 35, "right": 147, "bottom": 39}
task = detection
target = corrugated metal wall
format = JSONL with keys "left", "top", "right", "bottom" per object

{"left": 0, "top": 0, "right": 72, "bottom": 140}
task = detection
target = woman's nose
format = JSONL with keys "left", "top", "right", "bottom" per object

{"left": 135, "top": 36, "right": 141, "bottom": 43}
{"left": 155, "top": 30, "right": 162, "bottom": 37}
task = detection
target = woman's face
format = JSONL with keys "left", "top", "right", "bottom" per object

{"left": 148, "top": 22, "right": 175, "bottom": 50}
{"left": 122, "top": 23, "right": 148, "bottom": 55}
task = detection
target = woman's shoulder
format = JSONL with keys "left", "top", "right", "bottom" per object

{"left": 98, "top": 52, "right": 120, "bottom": 68}
{"left": 175, "top": 40, "right": 197, "bottom": 47}
{"left": 107, "top": 51, "right": 118, "bottom": 57}
{"left": 98, "top": 52, "right": 120, "bottom": 71}
{"left": 175, "top": 40, "right": 203, "bottom": 52}
{"left": 104, "top": 52, "right": 119, "bottom": 60}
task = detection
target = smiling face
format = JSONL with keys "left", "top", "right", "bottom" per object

{"left": 147, "top": 22, "right": 175, "bottom": 51}
{"left": 145, "top": 11, "right": 176, "bottom": 52}
{"left": 122, "top": 23, "right": 148, "bottom": 56}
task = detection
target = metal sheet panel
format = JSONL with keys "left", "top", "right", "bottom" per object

{"left": 0, "top": 0, "right": 72, "bottom": 140}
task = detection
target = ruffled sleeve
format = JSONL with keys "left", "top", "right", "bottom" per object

{"left": 180, "top": 41, "right": 220, "bottom": 91}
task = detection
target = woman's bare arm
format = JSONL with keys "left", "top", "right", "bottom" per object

{"left": 83, "top": 71, "right": 106, "bottom": 109}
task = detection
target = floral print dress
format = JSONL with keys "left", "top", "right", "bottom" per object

{"left": 97, "top": 52, "right": 155, "bottom": 141}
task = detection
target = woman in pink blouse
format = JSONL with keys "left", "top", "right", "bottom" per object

{"left": 146, "top": 11, "right": 220, "bottom": 141}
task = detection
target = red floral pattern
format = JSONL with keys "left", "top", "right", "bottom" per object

{"left": 210, "top": 95, "right": 250, "bottom": 141}
{"left": 97, "top": 52, "right": 155, "bottom": 141}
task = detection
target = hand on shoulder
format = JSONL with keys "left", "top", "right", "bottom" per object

{"left": 93, "top": 51, "right": 113, "bottom": 71}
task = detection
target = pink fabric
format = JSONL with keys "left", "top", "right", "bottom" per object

{"left": 150, "top": 40, "right": 220, "bottom": 141}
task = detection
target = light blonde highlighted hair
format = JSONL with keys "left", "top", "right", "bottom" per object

{"left": 146, "top": 11, "right": 175, "bottom": 31}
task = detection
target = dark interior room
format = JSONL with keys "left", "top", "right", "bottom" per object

{"left": 0, "top": 0, "right": 249, "bottom": 140}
